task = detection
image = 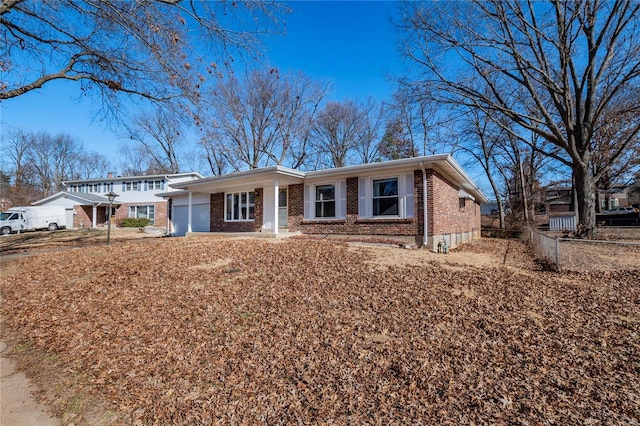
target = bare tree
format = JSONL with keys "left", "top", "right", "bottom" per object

{"left": 353, "top": 97, "right": 386, "bottom": 164}
{"left": 1, "top": 1, "right": 286, "bottom": 115}
{"left": 386, "top": 85, "right": 448, "bottom": 156}
{"left": 310, "top": 100, "right": 364, "bottom": 168}
{"left": 29, "top": 132, "right": 83, "bottom": 197}
{"left": 198, "top": 137, "right": 229, "bottom": 176}
{"left": 203, "top": 68, "right": 328, "bottom": 170}
{"left": 1, "top": 129, "right": 38, "bottom": 204}
{"left": 119, "top": 144, "right": 170, "bottom": 177}
{"left": 124, "top": 109, "right": 184, "bottom": 174}
{"left": 458, "top": 110, "right": 509, "bottom": 229}
{"left": 2, "top": 129, "right": 33, "bottom": 190}
{"left": 399, "top": 0, "right": 640, "bottom": 235}
{"left": 75, "top": 152, "right": 112, "bottom": 180}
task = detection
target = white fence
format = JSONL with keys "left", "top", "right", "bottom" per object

{"left": 549, "top": 213, "right": 577, "bottom": 231}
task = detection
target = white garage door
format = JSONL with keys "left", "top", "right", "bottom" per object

{"left": 171, "top": 204, "right": 210, "bottom": 236}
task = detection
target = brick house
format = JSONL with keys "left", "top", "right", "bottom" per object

{"left": 32, "top": 172, "right": 202, "bottom": 229}
{"left": 164, "top": 155, "right": 487, "bottom": 251}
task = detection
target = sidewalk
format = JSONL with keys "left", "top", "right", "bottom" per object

{"left": 0, "top": 340, "right": 59, "bottom": 426}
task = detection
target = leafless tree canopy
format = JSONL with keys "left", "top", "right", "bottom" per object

{"left": 1, "top": 130, "right": 111, "bottom": 203}
{"left": 1, "top": 0, "right": 286, "bottom": 115}
{"left": 310, "top": 98, "right": 388, "bottom": 169}
{"left": 124, "top": 109, "right": 184, "bottom": 174}
{"left": 399, "top": 0, "right": 640, "bottom": 233}
{"left": 201, "top": 68, "right": 329, "bottom": 171}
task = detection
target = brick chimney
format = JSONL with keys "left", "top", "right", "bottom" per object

{"left": 107, "top": 172, "right": 113, "bottom": 178}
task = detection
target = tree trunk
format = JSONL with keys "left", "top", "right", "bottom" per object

{"left": 574, "top": 164, "right": 596, "bottom": 236}
{"left": 486, "top": 172, "right": 505, "bottom": 230}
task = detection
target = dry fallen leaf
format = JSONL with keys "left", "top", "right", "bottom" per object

{"left": 1, "top": 237, "right": 638, "bottom": 424}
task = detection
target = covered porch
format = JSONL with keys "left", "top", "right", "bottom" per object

{"left": 169, "top": 166, "right": 305, "bottom": 235}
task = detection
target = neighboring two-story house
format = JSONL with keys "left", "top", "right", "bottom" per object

{"left": 33, "top": 172, "right": 202, "bottom": 229}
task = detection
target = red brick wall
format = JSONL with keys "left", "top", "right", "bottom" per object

{"left": 427, "top": 170, "right": 481, "bottom": 236}
{"left": 210, "top": 189, "right": 263, "bottom": 232}
{"left": 73, "top": 205, "right": 94, "bottom": 228}
{"left": 73, "top": 202, "right": 167, "bottom": 228}
{"left": 288, "top": 169, "right": 480, "bottom": 244}
{"left": 288, "top": 179, "right": 420, "bottom": 237}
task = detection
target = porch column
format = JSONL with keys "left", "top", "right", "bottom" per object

{"left": 273, "top": 180, "right": 279, "bottom": 234}
{"left": 187, "top": 190, "right": 193, "bottom": 233}
{"left": 92, "top": 204, "right": 97, "bottom": 228}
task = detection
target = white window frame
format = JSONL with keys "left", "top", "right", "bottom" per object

{"left": 315, "top": 184, "right": 336, "bottom": 219}
{"left": 225, "top": 191, "right": 255, "bottom": 222}
{"left": 150, "top": 180, "right": 162, "bottom": 190}
{"left": 372, "top": 177, "right": 400, "bottom": 218}
{"left": 359, "top": 173, "right": 414, "bottom": 219}
{"left": 304, "top": 180, "right": 347, "bottom": 220}
{"left": 128, "top": 205, "right": 155, "bottom": 224}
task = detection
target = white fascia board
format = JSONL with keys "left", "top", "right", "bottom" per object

{"left": 171, "top": 166, "right": 305, "bottom": 191}
{"left": 305, "top": 155, "right": 451, "bottom": 180}
{"left": 443, "top": 156, "right": 488, "bottom": 203}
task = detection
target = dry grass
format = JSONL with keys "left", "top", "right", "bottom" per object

{"left": 1, "top": 237, "right": 639, "bottom": 424}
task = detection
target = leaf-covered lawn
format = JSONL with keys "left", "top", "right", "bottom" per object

{"left": 1, "top": 238, "right": 638, "bottom": 424}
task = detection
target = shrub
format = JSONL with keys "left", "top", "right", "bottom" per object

{"left": 122, "top": 218, "right": 152, "bottom": 228}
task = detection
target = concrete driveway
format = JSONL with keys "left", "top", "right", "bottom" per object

{"left": 1, "top": 340, "right": 59, "bottom": 426}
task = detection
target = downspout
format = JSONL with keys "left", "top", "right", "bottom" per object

{"left": 420, "top": 161, "right": 428, "bottom": 249}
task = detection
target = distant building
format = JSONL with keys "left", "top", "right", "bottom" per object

{"left": 544, "top": 187, "right": 574, "bottom": 213}
{"left": 32, "top": 172, "right": 202, "bottom": 229}
{"left": 597, "top": 184, "right": 631, "bottom": 211}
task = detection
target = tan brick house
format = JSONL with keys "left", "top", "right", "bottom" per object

{"left": 165, "top": 155, "right": 487, "bottom": 251}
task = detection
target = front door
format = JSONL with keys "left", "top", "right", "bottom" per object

{"left": 278, "top": 188, "right": 288, "bottom": 227}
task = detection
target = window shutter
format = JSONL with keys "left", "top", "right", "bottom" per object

{"left": 358, "top": 177, "right": 368, "bottom": 218}
{"left": 138, "top": 181, "right": 142, "bottom": 191}
{"left": 122, "top": 182, "right": 125, "bottom": 192}
{"left": 161, "top": 180, "right": 165, "bottom": 190}
{"left": 144, "top": 181, "right": 148, "bottom": 191}
{"left": 338, "top": 180, "right": 347, "bottom": 219}
{"left": 303, "top": 184, "right": 311, "bottom": 219}
{"left": 404, "top": 173, "right": 415, "bottom": 218}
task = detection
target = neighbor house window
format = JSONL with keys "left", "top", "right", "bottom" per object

{"left": 128, "top": 205, "right": 155, "bottom": 224}
{"left": 146, "top": 180, "right": 162, "bottom": 190}
{"left": 225, "top": 191, "right": 255, "bottom": 221}
{"left": 124, "top": 182, "right": 140, "bottom": 191}
{"left": 315, "top": 185, "right": 336, "bottom": 218}
{"left": 372, "top": 178, "right": 399, "bottom": 216}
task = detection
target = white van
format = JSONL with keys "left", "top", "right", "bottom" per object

{"left": 0, "top": 206, "right": 67, "bottom": 235}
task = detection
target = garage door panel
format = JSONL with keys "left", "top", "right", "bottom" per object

{"left": 171, "top": 204, "right": 209, "bottom": 236}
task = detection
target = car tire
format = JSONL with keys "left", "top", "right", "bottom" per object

{"left": 48, "top": 223, "right": 58, "bottom": 231}
{"left": 0, "top": 227, "right": 11, "bottom": 235}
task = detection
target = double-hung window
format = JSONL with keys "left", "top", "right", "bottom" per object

{"left": 372, "top": 178, "right": 399, "bottom": 216}
{"left": 148, "top": 180, "right": 162, "bottom": 190}
{"left": 128, "top": 205, "right": 155, "bottom": 224}
{"left": 225, "top": 191, "right": 255, "bottom": 221}
{"left": 315, "top": 185, "right": 336, "bottom": 218}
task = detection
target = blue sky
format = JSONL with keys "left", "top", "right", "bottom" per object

{"left": 1, "top": 1, "right": 403, "bottom": 165}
